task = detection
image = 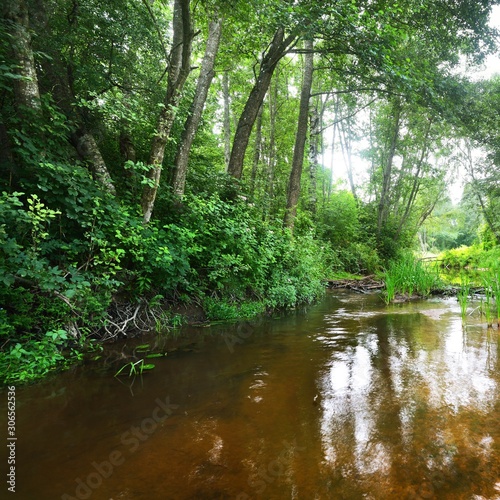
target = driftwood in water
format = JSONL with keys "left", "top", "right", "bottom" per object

{"left": 325, "top": 275, "right": 487, "bottom": 299}
{"left": 324, "top": 275, "right": 385, "bottom": 294}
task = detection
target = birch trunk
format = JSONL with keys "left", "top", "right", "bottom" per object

{"left": 222, "top": 71, "right": 231, "bottom": 171}
{"left": 308, "top": 101, "right": 320, "bottom": 214}
{"left": 172, "top": 16, "right": 222, "bottom": 197}
{"left": 142, "top": 0, "right": 192, "bottom": 223}
{"left": 250, "top": 103, "right": 263, "bottom": 194}
{"left": 377, "top": 99, "right": 401, "bottom": 235}
{"left": 284, "top": 39, "right": 314, "bottom": 229}
{"left": 3, "top": 0, "right": 41, "bottom": 112}
{"left": 76, "top": 132, "right": 116, "bottom": 195}
{"left": 339, "top": 118, "right": 357, "bottom": 200}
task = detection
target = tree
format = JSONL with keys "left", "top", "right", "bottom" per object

{"left": 227, "top": 26, "right": 299, "bottom": 179}
{"left": 141, "top": 0, "right": 192, "bottom": 223}
{"left": 284, "top": 39, "right": 314, "bottom": 229}
{"left": 2, "top": 0, "right": 41, "bottom": 112}
{"left": 171, "top": 14, "right": 223, "bottom": 197}
{"left": 363, "top": 99, "right": 453, "bottom": 254}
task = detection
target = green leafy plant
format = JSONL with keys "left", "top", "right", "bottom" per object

{"left": 114, "top": 359, "right": 155, "bottom": 377}
{"left": 0, "top": 329, "right": 78, "bottom": 385}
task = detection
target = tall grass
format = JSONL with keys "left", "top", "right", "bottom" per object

{"left": 457, "top": 275, "right": 470, "bottom": 323}
{"left": 384, "top": 273, "right": 397, "bottom": 304}
{"left": 483, "top": 281, "right": 493, "bottom": 327}
{"left": 488, "top": 266, "right": 500, "bottom": 327}
{"left": 382, "top": 253, "right": 440, "bottom": 304}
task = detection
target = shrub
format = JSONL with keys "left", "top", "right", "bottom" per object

{"left": 439, "top": 245, "right": 484, "bottom": 269}
{"left": 0, "top": 329, "right": 82, "bottom": 385}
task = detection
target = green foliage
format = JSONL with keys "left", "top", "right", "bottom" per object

{"left": 382, "top": 252, "right": 440, "bottom": 303}
{"left": 315, "top": 192, "right": 381, "bottom": 274}
{"left": 419, "top": 193, "right": 482, "bottom": 252}
{"left": 0, "top": 329, "right": 81, "bottom": 385}
{"left": 2, "top": 0, "right": 498, "bottom": 386}
{"left": 335, "top": 243, "right": 382, "bottom": 275}
{"left": 203, "top": 298, "right": 266, "bottom": 322}
{"left": 1, "top": 180, "right": 332, "bottom": 384}
{"left": 439, "top": 245, "right": 484, "bottom": 269}
{"left": 316, "top": 190, "right": 359, "bottom": 247}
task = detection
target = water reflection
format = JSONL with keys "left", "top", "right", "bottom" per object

{"left": 318, "top": 296, "right": 500, "bottom": 498}
{"left": 6, "top": 292, "right": 500, "bottom": 499}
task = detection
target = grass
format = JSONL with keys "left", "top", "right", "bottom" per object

{"left": 457, "top": 275, "right": 470, "bottom": 323}
{"left": 492, "top": 270, "right": 500, "bottom": 327}
{"left": 382, "top": 253, "right": 441, "bottom": 304}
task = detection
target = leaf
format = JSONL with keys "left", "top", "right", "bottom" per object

{"left": 64, "top": 288, "right": 77, "bottom": 299}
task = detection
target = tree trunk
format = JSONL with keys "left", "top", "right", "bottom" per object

{"left": 465, "top": 141, "right": 500, "bottom": 242}
{"left": 222, "top": 71, "right": 231, "bottom": 171}
{"left": 395, "top": 118, "right": 432, "bottom": 238}
{"left": 377, "top": 98, "right": 401, "bottom": 235}
{"left": 339, "top": 117, "right": 357, "bottom": 200}
{"left": 308, "top": 101, "right": 320, "bottom": 214}
{"left": 142, "top": 0, "right": 192, "bottom": 223}
{"left": 328, "top": 97, "right": 340, "bottom": 201}
{"left": 172, "top": 16, "right": 222, "bottom": 197}
{"left": 119, "top": 132, "right": 136, "bottom": 163}
{"left": 26, "top": 0, "right": 116, "bottom": 195}
{"left": 250, "top": 103, "right": 263, "bottom": 194}
{"left": 76, "top": 132, "right": 116, "bottom": 195}
{"left": 227, "top": 27, "right": 298, "bottom": 179}
{"left": 264, "top": 77, "right": 278, "bottom": 219}
{"left": 284, "top": 39, "right": 314, "bottom": 229}
{"left": 3, "top": 0, "right": 41, "bottom": 112}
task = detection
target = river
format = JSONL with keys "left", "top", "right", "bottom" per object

{"left": 3, "top": 290, "right": 500, "bottom": 499}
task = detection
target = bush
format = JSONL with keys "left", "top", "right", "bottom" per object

{"left": 0, "top": 329, "right": 82, "bottom": 385}
{"left": 336, "top": 243, "right": 381, "bottom": 275}
{"left": 439, "top": 245, "right": 484, "bottom": 269}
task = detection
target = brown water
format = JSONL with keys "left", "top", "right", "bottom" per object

{"left": 3, "top": 290, "right": 500, "bottom": 500}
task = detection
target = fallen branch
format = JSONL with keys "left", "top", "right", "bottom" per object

{"left": 324, "top": 276, "right": 384, "bottom": 292}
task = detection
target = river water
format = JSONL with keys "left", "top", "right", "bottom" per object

{"left": 3, "top": 290, "right": 500, "bottom": 499}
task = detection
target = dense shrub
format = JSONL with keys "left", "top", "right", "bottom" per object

{"left": 1, "top": 181, "right": 332, "bottom": 382}
{"left": 439, "top": 245, "right": 484, "bottom": 269}
{"left": 439, "top": 245, "right": 500, "bottom": 271}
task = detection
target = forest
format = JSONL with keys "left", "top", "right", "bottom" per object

{"left": 2, "top": 0, "right": 500, "bottom": 384}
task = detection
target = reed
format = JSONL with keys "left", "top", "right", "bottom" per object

{"left": 488, "top": 267, "right": 500, "bottom": 326}
{"left": 114, "top": 359, "right": 155, "bottom": 377}
{"left": 382, "top": 253, "right": 440, "bottom": 303}
{"left": 384, "top": 273, "right": 397, "bottom": 304}
{"left": 483, "top": 282, "right": 493, "bottom": 327}
{"left": 457, "top": 276, "right": 470, "bottom": 323}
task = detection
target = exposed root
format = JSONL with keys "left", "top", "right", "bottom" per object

{"left": 99, "top": 299, "right": 168, "bottom": 341}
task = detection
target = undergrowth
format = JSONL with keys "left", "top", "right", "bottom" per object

{"left": 0, "top": 186, "right": 330, "bottom": 383}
